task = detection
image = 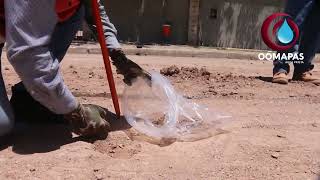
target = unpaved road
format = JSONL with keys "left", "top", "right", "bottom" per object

{"left": 0, "top": 54, "right": 319, "bottom": 180}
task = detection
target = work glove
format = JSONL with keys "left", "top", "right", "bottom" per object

{"left": 64, "top": 103, "right": 111, "bottom": 138}
{"left": 110, "top": 49, "right": 151, "bottom": 85}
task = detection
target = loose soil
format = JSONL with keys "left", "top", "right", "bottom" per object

{"left": 0, "top": 54, "right": 319, "bottom": 180}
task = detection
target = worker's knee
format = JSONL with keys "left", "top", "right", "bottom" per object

{"left": 23, "top": 77, "right": 77, "bottom": 114}
{"left": 0, "top": 112, "right": 14, "bottom": 137}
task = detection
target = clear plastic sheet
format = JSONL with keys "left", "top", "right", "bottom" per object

{"left": 122, "top": 72, "right": 231, "bottom": 144}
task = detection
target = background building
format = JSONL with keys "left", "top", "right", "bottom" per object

{"left": 102, "top": 0, "right": 190, "bottom": 45}
{"left": 86, "top": 0, "right": 285, "bottom": 49}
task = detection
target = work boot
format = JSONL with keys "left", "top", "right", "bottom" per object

{"left": 292, "top": 71, "right": 320, "bottom": 85}
{"left": 110, "top": 49, "right": 151, "bottom": 85}
{"left": 10, "top": 82, "right": 64, "bottom": 123}
{"left": 64, "top": 104, "right": 111, "bottom": 139}
{"left": 272, "top": 72, "right": 289, "bottom": 84}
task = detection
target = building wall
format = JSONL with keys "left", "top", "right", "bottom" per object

{"left": 104, "top": 0, "right": 189, "bottom": 44}
{"left": 188, "top": 0, "right": 201, "bottom": 45}
{"left": 97, "top": 0, "right": 285, "bottom": 49}
{"left": 197, "top": 0, "right": 285, "bottom": 49}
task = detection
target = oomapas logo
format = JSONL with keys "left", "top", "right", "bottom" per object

{"left": 259, "top": 13, "right": 304, "bottom": 62}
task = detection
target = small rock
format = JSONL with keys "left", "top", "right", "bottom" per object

{"left": 229, "top": 92, "right": 238, "bottom": 95}
{"left": 95, "top": 174, "right": 104, "bottom": 180}
{"left": 69, "top": 65, "right": 74, "bottom": 69}
{"left": 184, "top": 95, "right": 193, "bottom": 99}
{"left": 72, "top": 70, "right": 78, "bottom": 74}
{"left": 271, "top": 152, "right": 279, "bottom": 159}
{"left": 277, "top": 135, "right": 286, "bottom": 138}
{"left": 4, "top": 67, "right": 9, "bottom": 71}
{"left": 30, "top": 168, "right": 36, "bottom": 172}
{"left": 109, "top": 150, "right": 115, "bottom": 154}
{"left": 200, "top": 67, "right": 211, "bottom": 76}
{"left": 209, "top": 89, "right": 218, "bottom": 95}
{"left": 89, "top": 72, "right": 95, "bottom": 78}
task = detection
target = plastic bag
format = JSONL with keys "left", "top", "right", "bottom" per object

{"left": 122, "top": 72, "right": 231, "bottom": 143}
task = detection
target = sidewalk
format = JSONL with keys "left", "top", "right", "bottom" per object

{"left": 69, "top": 43, "right": 320, "bottom": 61}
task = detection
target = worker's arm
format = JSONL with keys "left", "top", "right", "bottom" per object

{"left": 5, "top": 0, "right": 78, "bottom": 114}
{"left": 5, "top": 0, "right": 110, "bottom": 138}
{"left": 83, "top": 0, "right": 121, "bottom": 50}
{"left": 83, "top": 0, "right": 151, "bottom": 85}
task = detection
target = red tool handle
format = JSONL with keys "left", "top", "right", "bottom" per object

{"left": 91, "top": 0, "right": 121, "bottom": 117}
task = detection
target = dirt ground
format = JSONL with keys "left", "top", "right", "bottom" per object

{"left": 0, "top": 54, "right": 319, "bottom": 180}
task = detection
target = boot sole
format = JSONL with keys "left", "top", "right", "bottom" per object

{"left": 272, "top": 78, "right": 288, "bottom": 84}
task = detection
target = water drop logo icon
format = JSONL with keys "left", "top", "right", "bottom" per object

{"left": 277, "top": 19, "right": 294, "bottom": 44}
{"left": 261, "top": 13, "right": 300, "bottom": 51}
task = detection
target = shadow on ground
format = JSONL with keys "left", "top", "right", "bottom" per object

{"left": 255, "top": 76, "right": 273, "bottom": 83}
{"left": 0, "top": 112, "right": 131, "bottom": 154}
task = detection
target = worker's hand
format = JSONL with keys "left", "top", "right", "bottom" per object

{"left": 64, "top": 103, "right": 111, "bottom": 139}
{"left": 110, "top": 49, "right": 151, "bottom": 85}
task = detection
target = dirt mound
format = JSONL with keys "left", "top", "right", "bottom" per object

{"left": 160, "top": 66, "right": 260, "bottom": 99}
{"left": 160, "top": 66, "right": 211, "bottom": 80}
{"left": 160, "top": 65, "right": 180, "bottom": 76}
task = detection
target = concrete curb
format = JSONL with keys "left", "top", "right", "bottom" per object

{"left": 68, "top": 45, "right": 320, "bottom": 62}
{"left": 68, "top": 46, "right": 261, "bottom": 60}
